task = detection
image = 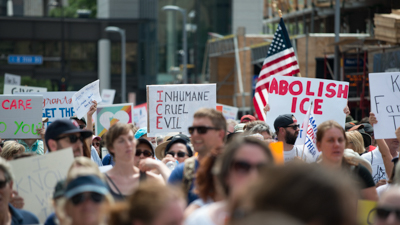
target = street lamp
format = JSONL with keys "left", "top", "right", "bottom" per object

{"left": 105, "top": 26, "right": 126, "bottom": 103}
{"left": 162, "top": 5, "right": 188, "bottom": 84}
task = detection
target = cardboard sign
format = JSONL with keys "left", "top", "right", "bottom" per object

{"left": 357, "top": 200, "right": 377, "bottom": 225}
{"left": 72, "top": 80, "right": 102, "bottom": 119}
{"left": 133, "top": 103, "right": 147, "bottom": 128}
{"left": 0, "top": 95, "right": 43, "bottom": 139}
{"left": 369, "top": 72, "right": 400, "bottom": 139}
{"left": 216, "top": 103, "right": 239, "bottom": 120}
{"left": 4, "top": 73, "right": 21, "bottom": 85}
{"left": 269, "top": 141, "right": 284, "bottom": 164}
{"left": 95, "top": 103, "right": 134, "bottom": 137}
{"left": 100, "top": 89, "right": 116, "bottom": 105}
{"left": 4, "top": 84, "right": 47, "bottom": 94}
{"left": 9, "top": 148, "right": 74, "bottom": 222}
{"left": 147, "top": 84, "right": 216, "bottom": 136}
{"left": 266, "top": 76, "right": 349, "bottom": 132}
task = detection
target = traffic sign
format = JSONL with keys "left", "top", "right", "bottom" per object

{"left": 8, "top": 55, "right": 43, "bottom": 65}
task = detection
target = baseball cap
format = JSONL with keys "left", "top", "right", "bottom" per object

{"left": 137, "top": 138, "right": 155, "bottom": 156}
{"left": 274, "top": 114, "right": 297, "bottom": 131}
{"left": 135, "top": 127, "right": 147, "bottom": 139}
{"left": 345, "top": 123, "right": 372, "bottom": 148}
{"left": 71, "top": 116, "right": 87, "bottom": 126}
{"left": 45, "top": 119, "right": 93, "bottom": 149}
{"left": 241, "top": 115, "right": 256, "bottom": 123}
{"left": 64, "top": 175, "right": 109, "bottom": 199}
{"left": 361, "top": 123, "right": 374, "bottom": 136}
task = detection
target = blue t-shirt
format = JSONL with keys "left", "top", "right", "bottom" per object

{"left": 9, "top": 204, "right": 39, "bottom": 225}
{"left": 167, "top": 160, "right": 199, "bottom": 204}
{"left": 102, "top": 153, "right": 115, "bottom": 166}
{"left": 44, "top": 212, "right": 57, "bottom": 225}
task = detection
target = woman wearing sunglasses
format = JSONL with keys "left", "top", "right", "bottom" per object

{"left": 185, "top": 136, "right": 274, "bottom": 225}
{"left": 370, "top": 187, "right": 400, "bottom": 225}
{"left": 155, "top": 135, "right": 193, "bottom": 164}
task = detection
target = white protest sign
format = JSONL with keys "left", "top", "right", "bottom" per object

{"left": 9, "top": 148, "right": 74, "bottom": 223}
{"left": 266, "top": 76, "right": 349, "bottom": 132}
{"left": 0, "top": 95, "right": 43, "bottom": 139}
{"left": 133, "top": 103, "right": 147, "bottom": 128}
{"left": 72, "top": 80, "right": 102, "bottom": 119}
{"left": 100, "top": 89, "right": 116, "bottom": 105}
{"left": 4, "top": 84, "right": 47, "bottom": 94}
{"left": 147, "top": 84, "right": 216, "bottom": 136}
{"left": 369, "top": 72, "right": 400, "bottom": 139}
{"left": 216, "top": 103, "right": 239, "bottom": 120}
{"left": 4, "top": 73, "right": 21, "bottom": 85}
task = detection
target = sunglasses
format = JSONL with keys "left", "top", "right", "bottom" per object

{"left": 188, "top": 126, "right": 219, "bottom": 135}
{"left": 231, "top": 160, "right": 266, "bottom": 174}
{"left": 135, "top": 150, "right": 153, "bottom": 157}
{"left": 55, "top": 134, "right": 86, "bottom": 143}
{"left": 283, "top": 124, "right": 300, "bottom": 130}
{"left": 166, "top": 151, "right": 187, "bottom": 158}
{"left": 0, "top": 142, "right": 3, "bottom": 148}
{"left": 367, "top": 207, "right": 400, "bottom": 224}
{"left": 0, "top": 180, "right": 8, "bottom": 189}
{"left": 70, "top": 192, "right": 104, "bottom": 205}
{"left": 92, "top": 142, "right": 100, "bottom": 147}
{"left": 79, "top": 125, "right": 86, "bottom": 129}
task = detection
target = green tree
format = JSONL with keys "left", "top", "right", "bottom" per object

{"left": 49, "top": 0, "right": 97, "bottom": 18}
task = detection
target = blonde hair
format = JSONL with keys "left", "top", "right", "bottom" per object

{"left": 345, "top": 131, "right": 365, "bottom": 154}
{"left": 1, "top": 141, "right": 25, "bottom": 160}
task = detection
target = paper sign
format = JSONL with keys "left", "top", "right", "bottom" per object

{"left": 100, "top": 89, "right": 116, "bottom": 105}
{"left": 4, "top": 84, "right": 47, "bottom": 94}
{"left": 0, "top": 95, "right": 43, "bottom": 139}
{"left": 95, "top": 103, "right": 133, "bottom": 136}
{"left": 266, "top": 76, "right": 349, "bottom": 132}
{"left": 4, "top": 73, "right": 21, "bottom": 85}
{"left": 357, "top": 199, "right": 377, "bottom": 225}
{"left": 369, "top": 72, "right": 400, "bottom": 139}
{"left": 147, "top": 84, "right": 217, "bottom": 136}
{"left": 269, "top": 141, "right": 284, "bottom": 164}
{"left": 9, "top": 148, "right": 74, "bottom": 222}
{"left": 133, "top": 103, "right": 147, "bottom": 128}
{"left": 216, "top": 103, "right": 239, "bottom": 120}
{"left": 72, "top": 80, "right": 102, "bottom": 119}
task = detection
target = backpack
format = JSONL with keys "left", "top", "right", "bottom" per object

{"left": 182, "top": 157, "right": 197, "bottom": 198}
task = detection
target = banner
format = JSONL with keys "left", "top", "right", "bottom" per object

{"left": 100, "top": 89, "right": 116, "bottom": 105}
{"left": 0, "top": 95, "right": 43, "bottom": 139}
{"left": 9, "top": 148, "right": 74, "bottom": 223}
{"left": 216, "top": 103, "right": 239, "bottom": 120}
{"left": 369, "top": 72, "right": 400, "bottom": 139}
{"left": 133, "top": 103, "right": 147, "bottom": 128}
{"left": 266, "top": 76, "right": 349, "bottom": 132}
{"left": 4, "top": 73, "right": 21, "bottom": 85}
{"left": 147, "top": 84, "right": 216, "bottom": 136}
{"left": 357, "top": 200, "right": 377, "bottom": 225}
{"left": 72, "top": 80, "right": 102, "bottom": 119}
{"left": 95, "top": 103, "right": 133, "bottom": 137}
{"left": 4, "top": 84, "right": 47, "bottom": 94}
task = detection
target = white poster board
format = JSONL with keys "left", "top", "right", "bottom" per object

{"left": 266, "top": 76, "right": 349, "bottom": 132}
{"left": 100, "top": 89, "right": 116, "bottom": 105}
{"left": 72, "top": 80, "right": 102, "bottom": 119}
{"left": 9, "top": 148, "right": 74, "bottom": 223}
{"left": 369, "top": 72, "right": 400, "bottom": 139}
{"left": 0, "top": 95, "right": 43, "bottom": 139}
{"left": 4, "top": 84, "right": 47, "bottom": 94}
{"left": 133, "top": 103, "right": 147, "bottom": 128}
{"left": 147, "top": 84, "right": 217, "bottom": 136}
{"left": 216, "top": 103, "right": 239, "bottom": 120}
{"left": 4, "top": 73, "right": 21, "bottom": 85}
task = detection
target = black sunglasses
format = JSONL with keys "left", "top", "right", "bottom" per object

{"left": 135, "top": 150, "right": 153, "bottom": 157}
{"left": 79, "top": 125, "right": 86, "bottom": 129}
{"left": 368, "top": 207, "right": 400, "bottom": 224}
{"left": 166, "top": 151, "right": 187, "bottom": 158}
{"left": 92, "top": 142, "right": 100, "bottom": 147}
{"left": 0, "top": 142, "right": 3, "bottom": 148}
{"left": 188, "top": 126, "right": 219, "bottom": 135}
{"left": 55, "top": 134, "right": 86, "bottom": 143}
{"left": 0, "top": 179, "right": 8, "bottom": 189}
{"left": 70, "top": 192, "right": 104, "bottom": 205}
{"left": 231, "top": 160, "right": 266, "bottom": 174}
{"left": 283, "top": 124, "right": 300, "bottom": 130}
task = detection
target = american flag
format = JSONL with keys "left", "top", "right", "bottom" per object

{"left": 253, "top": 18, "right": 300, "bottom": 121}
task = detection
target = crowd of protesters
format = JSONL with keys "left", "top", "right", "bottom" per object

{"left": 0, "top": 99, "right": 400, "bottom": 225}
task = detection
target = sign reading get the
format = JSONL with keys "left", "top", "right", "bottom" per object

{"left": 0, "top": 95, "right": 43, "bottom": 138}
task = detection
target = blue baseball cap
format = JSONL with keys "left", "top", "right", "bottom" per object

{"left": 64, "top": 175, "right": 109, "bottom": 199}
{"left": 135, "top": 127, "right": 147, "bottom": 139}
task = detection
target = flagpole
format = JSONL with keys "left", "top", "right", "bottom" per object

{"left": 278, "top": 10, "right": 282, "bottom": 18}
{"left": 301, "top": 101, "right": 313, "bottom": 159}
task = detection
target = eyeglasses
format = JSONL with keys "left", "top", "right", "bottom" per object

{"left": 92, "top": 142, "right": 100, "bottom": 147}
{"left": 231, "top": 160, "right": 266, "bottom": 174}
{"left": 0, "top": 179, "right": 8, "bottom": 189}
{"left": 188, "top": 126, "right": 219, "bottom": 135}
{"left": 166, "top": 151, "right": 187, "bottom": 158}
{"left": 79, "top": 125, "right": 86, "bottom": 129}
{"left": 283, "top": 124, "right": 300, "bottom": 130}
{"left": 135, "top": 150, "right": 153, "bottom": 157}
{"left": 367, "top": 207, "right": 400, "bottom": 224}
{"left": 70, "top": 192, "right": 104, "bottom": 205}
{"left": 55, "top": 134, "right": 86, "bottom": 143}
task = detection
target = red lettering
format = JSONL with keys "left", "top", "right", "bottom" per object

{"left": 289, "top": 81, "right": 303, "bottom": 95}
{"left": 157, "top": 90, "right": 163, "bottom": 102}
{"left": 156, "top": 104, "right": 162, "bottom": 115}
{"left": 269, "top": 78, "right": 278, "bottom": 94}
{"left": 18, "top": 100, "right": 25, "bottom": 110}
{"left": 156, "top": 116, "right": 162, "bottom": 129}
{"left": 314, "top": 98, "right": 323, "bottom": 115}
{"left": 279, "top": 80, "right": 289, "bottom": 95}
{"left": 325, "top": 83, "right": 336, "bottom": 98}
{"left": 337, "top": 84, "right": 349, "bottom": 99}
{"left": 26, "top": 99, "right": 32, "bottom": 109}
{"left": 317, "top": 82, "right": 324, "bottom": 97}
{"left": 291, "top": 97, "right": 297, "bottom": 113}
{"left": 299, "top": 98, "right": 310, "bottom": 114}
{"left": 305, "top": 81, "right": 315, "bottom": 96}
{"left": 2, "top": 100, "right": 9, "bottom": 109}
{"left": 10, "top": 99, "right": 17, "bottom": 109}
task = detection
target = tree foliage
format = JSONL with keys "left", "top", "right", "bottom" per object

{"left": 49, "top": 0, "right": 97, "bottom": 18}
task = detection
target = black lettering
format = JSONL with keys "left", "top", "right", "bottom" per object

{"left": 204, "top": 91, "right": 209, "bottom": 101}
{"left": 389, "top": 115, "right": 400, "bottom": 130}
{"left": 165, "top": 104, "right": 171, "bottom": 115}
{"left": 198, "top": 92, "right": 203, "bottom": 101}
{"left": 374, "top": 95, "right": 384, "bottom": 114}
{"left": 165, "top": 92, "right": 172, "bottom": 102}
{"left": 183, "top": 104, "right": 189, "bottom": 114}
{"left": 178, "top": 104, "right": 183, "bottom": 114}
{"left": 173, "top": 91, "right": 178, "bottom": 101}
{"left": 392, "top": 75, "right": 400, "bottom": 92}
{"left": 176, "top": 117, "right": 181, "bottom": 129}
{"left": 171, "top": 117, "right": 176, "bottom": 129}
{"left": 185, "top": 91, "right": 191, "bottom": 101}
{"left": 191, "top": 92, "right": 197, "bottom": 101}
{"left": 171, "top": 104, "right": 176, "bottom": 114}
{"left": 164, "top": 117, "right": 172, "bottom": 128}
{"left": 387, "top": 105, "right": 394, "bottom": 113}
{"left": 179, "top": 91, "right": 184, "bottom": 101}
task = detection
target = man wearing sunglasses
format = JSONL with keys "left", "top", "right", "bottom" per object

{"left": 369, "top": 187, "right": 400, "bottom": 225}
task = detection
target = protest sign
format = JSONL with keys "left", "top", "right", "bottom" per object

{"left": 0, "top": 95, "right": 43, "bottom": 139}
{"left": 100, "top": 89, "right": 116, "bottom": 105}
{"left": 369, "top": 72, "right": 400, "bottom": 139}
{"left": 96, "top": 103, "right": 133, "bottom": 136}
{"left": 4, "top": 73, "right": 21, "bottom": 85}
{"left": 269, "top": 142, "right": 284, "bottom": 164}
{"left": 147, "top": 84, "right": 216, "bottom": 136}
{"left": 265, "top": 76, "right": 349, "bottom": 132}
{"left": 216, "top": 103, "right": 239, "bottom": 120}
{"left": 357, "top": 199, "right": 377, "bottom": 225}
{"left": 72, "top": 80, "right": 102, "bottom": 119}
{"left": 133, "top": 103, "right": 147, "bottom": 128}
{"left": 4, "top": 84, "right": 47, "bottom": 94}
{"left": 9, "top": 148, "right": 74, "bottom": 222}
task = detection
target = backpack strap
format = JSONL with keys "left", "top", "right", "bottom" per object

{"left": 182, "top": 157, "right": 197, "bottom": 198}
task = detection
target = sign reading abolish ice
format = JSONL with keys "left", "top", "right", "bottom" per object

{"left": 0, "top": 95, "right": 43, "bottom": 139}
{"left": 4, "top": 84, "right": 47, "bottom": 94}
{"left": 10, "top": 148, "right": 74, "bottom": 223}
{"left": 266, "top": 76, "right": 349, "bottom": 132}
{"left": 96, "top": 103, "right": 133, "bottom": 137}
{"left": 72, "top": 80, "right": 102, "bottom": 119}
{"left": 369, "top": 72, "right": 400, "bottom": 139}
{"left": 147, "top": 84, "right": 216, "bottom": 136}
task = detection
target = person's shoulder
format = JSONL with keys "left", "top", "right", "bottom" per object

{"left": 167, "top": 163, "right": 185, "bottom": 183}
{"left": 13, "top": 207, "right": 40, "bottom": 224}
{"left": 185, "top": 203, "right": 216, "bottom": 225}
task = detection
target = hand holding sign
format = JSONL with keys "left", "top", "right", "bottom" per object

{"left": 72, "top": 80, "right": 102, "bottom": 119}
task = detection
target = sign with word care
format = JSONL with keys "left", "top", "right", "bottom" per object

{"left": 4, "top": 84, "right": 47, "bottom": 94}
{"left": 147, "top": 84, "right": 216, "bottom": 136}
{"left": 4, "top": 73, "right": 21, "bottom": 85}
{"left": 96, "top": 103, "right": 134, "bottom": 137}
{"left": 369, "top": 72, "right": 400, "bottom": 139}
{"left": 100, "top": 89, "right": 116, "bottom": 105}
{"left": 266, "top": 76, "right": 349, "bottom": 132}
{"left": 10, "top": 148, "right": 74, "bottom": 223}
{"left": 72, "top": 80, "right": 102, "bottom": 119}
{"left": 0, "top": 95, "right": 43, "bottom": 138}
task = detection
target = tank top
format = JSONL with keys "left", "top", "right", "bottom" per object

{"left": 104, "top": 171, "right": 147, "bottom": 201}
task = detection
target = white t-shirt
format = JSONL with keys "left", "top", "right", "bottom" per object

{"left": 185, "top": 202, "right": 226, "bottom": 225}
{"left": 361, "top": 147, "right": 388, "bottom": 184}
{"left": 284, "top": 145, "right": 318, "bottom": 163}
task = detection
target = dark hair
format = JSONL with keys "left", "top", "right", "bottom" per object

{"left": 164, "top": 139, "right": 193, "bottom": 157}
{"left": 105, "top": 123, "right": 132, "bottom": 158}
